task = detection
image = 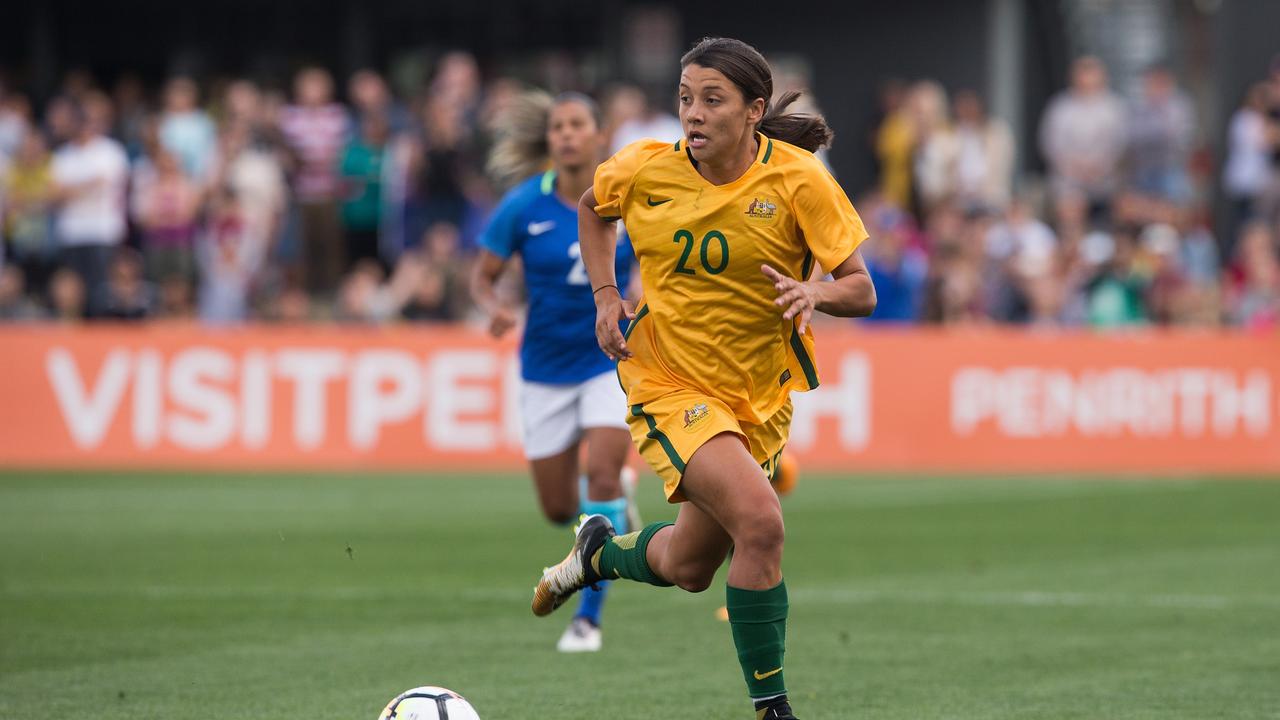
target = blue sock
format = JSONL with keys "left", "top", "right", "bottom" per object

{"left": 573, "top": 493, "right": 631, "bottom": 625}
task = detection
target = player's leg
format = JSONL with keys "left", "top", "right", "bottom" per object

{"left": 529, "top": 448, "right": 580, "bottom": 525}
{"left": 557, "top": 425, "right": 632, "bottom": 652}
{"left": 676, "top": 434, "right": 793, "bottom": 717}
{"left": 557, "top": 371, "right": 636, "bottom": 650}
{"left": 634, "top": 491, "right": 733, "bottom": 591}
{"left": 520, "top": 380, "right": 584, "bottom": 525}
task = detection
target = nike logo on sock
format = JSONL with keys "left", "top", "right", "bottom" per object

{"left": 753, "top": 667, "right": 782, "bottom": 680}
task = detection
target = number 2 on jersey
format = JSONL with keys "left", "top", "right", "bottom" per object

{"left": 566, "top": 242, "right": 589, "bottom": 285}
{"left": 672, "top": 229, "right": 728, "bottom": 275}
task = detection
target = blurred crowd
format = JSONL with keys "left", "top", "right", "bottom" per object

{"left": 0, "top": 51, "right": 1278, "bottom": 330}
{"left": 862, "top": 55, "right": 1280, "bottom": 331}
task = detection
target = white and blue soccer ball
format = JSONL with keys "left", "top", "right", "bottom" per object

{"left": 377, "top": 686, "right": 480, "bottom": 720}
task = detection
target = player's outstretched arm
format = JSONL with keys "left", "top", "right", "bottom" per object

{"left": 762, "top": 249, "right": 876, "bottom": 332}
{"left": 469, "top": 250, "right": 518, "bottom": 338}
{"left": 578, "top": 186, "right": 635, "bottom": 361}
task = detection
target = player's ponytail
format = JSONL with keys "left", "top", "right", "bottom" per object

{"left": 486, "top": 90, "right": 604, "bottom": 191}
{"left": 759, "top": 89, "right": 833, "bottom": 153}
{"left": 486, "top": 89, "right": 553, "bottom": 191}
{"left": 681, "top": 37, "right": 834, "bottom": 153}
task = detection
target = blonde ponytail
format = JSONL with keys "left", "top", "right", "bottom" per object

{"left": 486, "top": 89, "right": 553, "bottom": 191}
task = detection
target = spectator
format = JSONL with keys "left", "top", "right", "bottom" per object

{"left": 952, "top": 89, "right": 1014, "bottom": 211}
{"left": 1127, "top": 63, "right": 1195, "bottom": 203}
{"left": 607, "top": 83, "right": 683, "bottom": 153}
{"left": 340, "top": 112, "right": 389, "bottom": 268}
{"left": 1138, "top": 223, "right": 1189, "bottom": 325}
{"left": 873, "top": 80, "right": 915, "bottom": 211}
{"left": 211, "top": 95, "right": 287, "bottom": 254}
{"left": 348, "top": 69, "right": 410, "bottom": 134}
{"left": 159, "top": 77, "right": 217, "bottom": 181}
{"left": 411, "top": 94, "right": 480, "bottom": 237}
{"left": 0, "top": 90, "right": 31, "bottom": 159}
{"left": 49, "top": 94, "right": 129, "bottom": 314}
{"left": 921, "top": 241, "right": 986, "bottom": 325}
{"left": 986, "top": 195, "right": 1058, "bottom": 323}
{"left": 43, "top": 96, "right": 77, "bottom": 148}
{"left": 222, "top": 80, "right": 265, "bottom": 134}
{"left": 46, "top": 267, "right": 86, "bottom": 322}
{"left": 987, "top": 195, "right": 1058, "bottom": 283}
{"left": 1040, "top": 56, "right": 1126, "bottom": 223}
{"left": 432, "top": 51, "right": 484, "bottom": 123}
{"left": 158, "top": 275, "right": 196, "bottom": 319}
{"left": 399, "top": 252, "right": 453, "bottom": 321}
{"left": 1085, "top": 225, "right": 1147, "bottom": 328}
{"left": 279, "top": 66, "right": 349, "bottom": 296}
{"left": 1222, "top": 83, "right": 1274, "bottom": 242}
{"left": 3, "top": 131, "right": 55, "bottom": 289}
{"left": 421, "top": 220, "right": 471, "bottom": 315}
{"left": 909, "top": 80, "right": 956, "bottom": 214}
{"left": 97, "top": 247, "right": 155, "bottom": 320}
{"left": 197, "top": 186, "right": 253, "bottom": 323}
{"left": 131, "top": 146, "right": 201, "bottom": 284}
{"left": 0, "top": 264, "right": 42, "bottom": 320}
{"left": 1224, "top": 222, "right": 1280, "bottom": 330}
{"left": 1262, "top": 55, "right": 1280, "bottom": 226}
{"left": 262, "top": 282, "right": 312, "bottom": 323}
{"left": 862, "top": 204, "right": 927, "bottom": 323}
{"left": 112, "top": 74, "right": 150, "bottom": 160}
{"left": 336, "top": 258, "right": 397, "bottom": 323}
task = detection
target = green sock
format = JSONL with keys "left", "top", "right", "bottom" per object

{"left": 595, "top": 521, "right": 673, "bottom": 587}
{"left": 727, "top": 581, "right": 788, "bottom": 699}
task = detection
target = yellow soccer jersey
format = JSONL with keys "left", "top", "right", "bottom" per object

{"left": 595, "top": 133, "right": 869, "bottom": 424}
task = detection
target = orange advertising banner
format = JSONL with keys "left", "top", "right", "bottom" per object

{"left": 1, "top": 325, "right": 1278, "bottom": 474}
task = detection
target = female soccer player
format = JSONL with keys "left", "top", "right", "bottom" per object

{"left": 471, "top": 91, "right": 638, "bottom": 653}
{"left": 532, "top": 38, "right": 876, "bottom": 719}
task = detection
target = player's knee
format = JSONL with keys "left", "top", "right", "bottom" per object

{"left": 584, "top": 466, "right": 623, "bottom": 499}
{"left": 669, "top": 564, "right": 716, "bottom": 593}
{"left": 734, "top": 508, "right": 785, "bottom": 559}
{"left": 540, "top": 501, "right": 577, "bottom": 526}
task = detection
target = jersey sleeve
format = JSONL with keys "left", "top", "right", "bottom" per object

{"left": 592, "top": 140, "right": 666, "bottom": 221}
{"left": 792, "top": 162, "right": 870, "bottom": 275}
{"left": 478, "top": 184, "right": 530, "bottom": 259}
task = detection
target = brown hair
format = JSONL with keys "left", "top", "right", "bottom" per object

{"left": 680, "top": 37, "right": 833, "bottom": 152}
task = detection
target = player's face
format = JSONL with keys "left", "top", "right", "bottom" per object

{"left": 547, "top": 101, "right": 601, "bottom": 172}
{"left": 679, "top": 64, "right": 765, "bottom": 165}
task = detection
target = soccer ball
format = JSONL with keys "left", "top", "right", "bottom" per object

{"left": 377, "top": 686, "right": 480, "bottom": 720}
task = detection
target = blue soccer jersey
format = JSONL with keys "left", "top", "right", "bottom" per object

{"left": 479, "top": 170, "right": 634, "bottom": 384}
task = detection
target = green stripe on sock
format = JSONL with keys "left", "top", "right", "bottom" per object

{"left": 597, "top": 521, "right": 673, "bottom": 587}
{"left": 727, "top": 581, "right": 789, "bottom": 698}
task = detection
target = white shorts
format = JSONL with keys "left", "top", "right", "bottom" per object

{"left": 519, "top": 370, "right": 629, "bottom": 460}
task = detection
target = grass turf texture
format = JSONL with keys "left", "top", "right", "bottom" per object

{"left": 1, "top": 471, "right": 1278, "bottom": 719}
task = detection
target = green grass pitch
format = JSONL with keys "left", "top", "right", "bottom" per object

{"left": 1, "top": 470, "right": 1278, "bottom": 719}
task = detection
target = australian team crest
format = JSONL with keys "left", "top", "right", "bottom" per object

{"left": 744, "top": 196, "right": 778, "bottom": 223}
{"left": 683, "top": 403, "right": 711, "bottom": 430}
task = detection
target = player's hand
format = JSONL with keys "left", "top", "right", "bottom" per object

{"left": 487, "top": 306, "right": 517, "bottom": 339}
{"left": 594, "top": 287, "right": 636, "bottom": 361}
{"left": 762, "top": 264, "right": 819, "bottom": 334}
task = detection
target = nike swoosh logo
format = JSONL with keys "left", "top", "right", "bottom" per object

{"left": 753, "top": 667, "right": 782, "bottom": 680}
{"left": 647, "top": 196, "right": 673, "bottom": 206}
{"left": 527, "top": 221, "right": 556, "bottom": 236}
